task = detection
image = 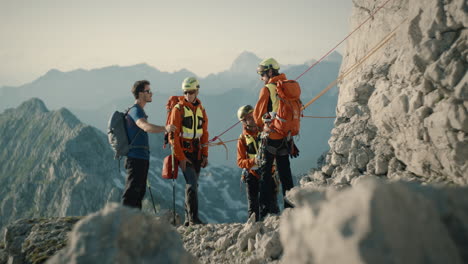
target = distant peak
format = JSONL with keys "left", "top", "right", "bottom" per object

{"left": 325, "top": 51, "right": 342, "bottom": 62}
{"left": 230, "top": 51, "right": 261, "bottom": 73}
{"left": 17, "top": 98, "right": 49, "bottom": 114}
{"left": 234, "top": 51, "right": 261, "bottom": 62}
{"left": 46, "top": 68, "right": 62, "bottom": 75}
{"left": 133, "top": 63, "right": 150, "bottom": 68}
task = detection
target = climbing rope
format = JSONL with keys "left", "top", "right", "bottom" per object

{"left": 302, "top": 116, "right": 336, "bottom": 119}
{"left": 207, "top": 120, "right": 240, "bottom": 144}
{"left": 302, "top": 18, "right": 407, "bottom": 111}
{"left": 294, "top": 0, "right": 394, "bottom": 81}
{"left": 206, "top": 1, "right": 406, "bottom": 154}
{"left": 207, "top": 19, "right": 406, "bottom": 154}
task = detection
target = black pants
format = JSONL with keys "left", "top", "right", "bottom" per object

{"left": 246, "top": 173, "right": 260, "bottom": 221}
{"left": 259, "top": 138, "right": 294, "bottom": 219}
{"left": 122, "top": 157, "right": 149, "bottom": 209}
{"left": 246, "top": 172, "right": 279, "bottom": 222}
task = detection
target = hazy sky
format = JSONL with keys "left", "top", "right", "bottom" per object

{"left": 0, "top": 0, "right": 353, "bottom": 86}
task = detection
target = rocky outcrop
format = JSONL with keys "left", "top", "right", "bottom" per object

{"left": 3, "top": 217, "right": 81, "bottom": 264}
{"left": 1, "top": 205, "right": 283, "bottom": 264}
{"left": 46, "top": 204, "right": 196, "bottom": 264}
{"left": 281, "top": 177, "right": 468, "bottom": 264}
{"left": 3, "top": 179, "right": 468, "bottom": 264}
{"left": 324, "top": 0, "right": 467, "bottom": 185}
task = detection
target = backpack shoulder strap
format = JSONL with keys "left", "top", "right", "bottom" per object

{"left": 265, "top": 83, "right": 279, "bottom": 111}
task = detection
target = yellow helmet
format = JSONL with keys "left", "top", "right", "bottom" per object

{"left": 237, "top": 105, "right": 254, "bottom": 120}
{"left": 181, "top": 77, "right": 200, "bottom": 91}
{"left": 257, "top": 58, "right": 280, "bottom": 75}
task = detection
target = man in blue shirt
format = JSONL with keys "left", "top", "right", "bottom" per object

{"left": 123, "top": 80, "right": 176, "bottom": 209}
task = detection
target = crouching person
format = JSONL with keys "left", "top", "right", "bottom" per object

{"left": 236, "top": 105, "right": 279, "bottom": 221}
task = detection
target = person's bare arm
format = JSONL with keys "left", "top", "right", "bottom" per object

{"left": 135, "top": 118, "right": 175, "bottom": 133}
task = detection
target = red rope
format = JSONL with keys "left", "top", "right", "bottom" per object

{"left": 208, "top": 120, "right": 241, "bottom": 143}
{"left": 294, "top": 0, "right": 394, "bottom": 81}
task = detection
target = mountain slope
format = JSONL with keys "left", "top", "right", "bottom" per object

{"left": 0, "top": 98, "right": 121, "bottom": 232}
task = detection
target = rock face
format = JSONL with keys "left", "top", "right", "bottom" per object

{"left": 0, "top": 98, "right": 121, "bottom": 234}
{"left": 325, "top": 0, "right": 467, "bottom": 185}
{"left": 281, "top": 177, "right": 468, "bottom": 264}
{"left": 46, "top": 203, "right": 196, "bottom": 264}
{"left": 3, "top": 217, "right": 81, "bottom": 264}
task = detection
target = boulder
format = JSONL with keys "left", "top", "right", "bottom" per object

{"left": 46, "top": 203, "right": 197, "bottom": 264}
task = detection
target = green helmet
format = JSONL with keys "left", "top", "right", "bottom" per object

{"left": 237, "top": 105, "right": 254, "bottom": 120}
{"left": 257, "top": 58, "right": 280, "bottom": 75}
{"left": 182, "top": 77, "right": 200, "bottom": 91}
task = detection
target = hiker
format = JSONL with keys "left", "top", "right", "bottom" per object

{"left": 122, "top": 80, "right": 176, "bottom": 209}
{"left": 168, "top": 77, "right": 209, "bottom": 226}
{"left": 253, "top": 58, "right": 301, "bottom": 219}
{"left": 236, "top": 105, "right": 279, "bottom": 221}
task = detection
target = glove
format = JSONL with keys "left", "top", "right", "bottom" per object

{"left": 289, "top": 140, "right": 300, "bottom": 158}
{"left": 241, "top": 169, "right": 249, "bottom": 183}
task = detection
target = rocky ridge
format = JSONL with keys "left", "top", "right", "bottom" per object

{"left": 0, "top": 98, "right": 121, "bottom": 234}
{"left": 2, "top": 178, "right": 468, "bottom": 264}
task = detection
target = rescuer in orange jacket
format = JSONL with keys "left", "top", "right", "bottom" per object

{"left": 253, "top": 58, "right": 296, "bottom": 219}
{"left": 168, "top": 77, "right": 208, "bottom": 226}
{"left": 237, "top": 105, "right": 279, "bottom": 221}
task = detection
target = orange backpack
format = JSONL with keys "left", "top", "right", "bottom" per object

{"left": 162, "top": 96, "right": 181, "bottom": 179}
{"left": 163, "top": 96, "right": 181, "bottom": 148}
{"left": 269, "top": 79, "right": 302, "bottom": 138}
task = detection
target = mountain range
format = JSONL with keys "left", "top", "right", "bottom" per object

{"left": 0, "top": 51, "right": 342, "bottom": 175}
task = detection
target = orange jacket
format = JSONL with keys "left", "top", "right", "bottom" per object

{"left": 168, "top": 96, "right": 209, "bottom": 161}
{"left": 253, "top": 73, "right": 288, "bottom": 140}
{"left": 237, "top": 127, "right": 260, "bottom": 178}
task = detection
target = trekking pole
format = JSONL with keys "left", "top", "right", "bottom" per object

{"left": 147, "top": 180, "right": 158, "bottom": 215}
{"left": 170, "top": 132, "right": 176, "bottom": 226}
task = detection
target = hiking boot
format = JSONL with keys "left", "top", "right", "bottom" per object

{"left": 190, "top": 217, "right": 205, "bottom": 225}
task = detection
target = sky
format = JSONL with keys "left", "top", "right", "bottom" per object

{"left": 0, "top": 0, "right": 353, "bottom": 86}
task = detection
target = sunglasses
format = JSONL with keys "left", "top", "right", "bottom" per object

{"left": 257, "top": 71, "right": 267, "bottom": 77}
{"left": 184, "top": 90, "right": 196, "bottom": 95}
{"left": 142, "top": 90, "right": 152, "bottom": 94}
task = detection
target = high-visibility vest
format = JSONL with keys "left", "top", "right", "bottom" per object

{"left": 176, "top": 104, "right": 204, "bottom": 139}
{"left": 244, "top": 134, "right": 259, "bottom": 159}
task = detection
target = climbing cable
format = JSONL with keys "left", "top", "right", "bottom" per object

{"left": 302, "top": 18, "right": 407, "bottom": 111}
{"left": 294, "top": 0, "right": 395, "bottom": 81}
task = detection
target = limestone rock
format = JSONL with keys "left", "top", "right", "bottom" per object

{"left": 46, "top": 203, "right": 196, "bottom": 264}
{"left": 326, "top": 0, "right": 468, "bottom": 185}
{"left": 281, "top": 178, "right": 468, "bottom": 264}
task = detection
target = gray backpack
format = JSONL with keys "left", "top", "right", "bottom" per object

{"left": 107, "top": 106, "right": 143, "bottom": 159}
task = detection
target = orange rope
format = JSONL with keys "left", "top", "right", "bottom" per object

{"left": 302, "top": 116, "right": 336, "bottom": 119}
{"left": 301, "top": 18, "right": 407, "bottom": 111}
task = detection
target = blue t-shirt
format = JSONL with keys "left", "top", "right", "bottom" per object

{"left": 126, "top": 104, "right": 150, "bottom": 160}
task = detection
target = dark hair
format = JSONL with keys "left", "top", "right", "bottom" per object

{"left": 131, "top": 80, "right": 150, "bottom": 99}
{"left": 271, "top": 69, "right": 280, "bottom": 77}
